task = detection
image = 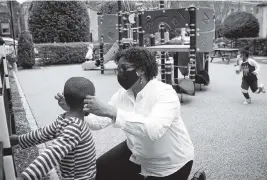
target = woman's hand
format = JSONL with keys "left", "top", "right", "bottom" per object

{"left": 54, "top": 93, "right": 70, "bottom": 112}
{"left": 83, "top": 96, "right": 117, "bottom": 119}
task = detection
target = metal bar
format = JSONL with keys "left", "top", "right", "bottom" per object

{"left": 3, "top": 58, "right": 8, "bottom": 77}
{"left": 160, "top": 24, "right": 166, "bottom": 83}
{"left": 8, "top": 1, "right": 16, "bottom": 55}
{"left": 118, "top": 1, "right": 123, "bottom": 50}
{"left": 159, "top": 1, "right": 165, "bottom": 9}
{"left": 0, "top": 142, "right": 3, "bottom": 180}
{"left": 138, "top": 12, "right": 144, "bottom": 47}
{"left": 174, "top": 52, "right": 179, "bottom": 85}
{"left": 150, "top": 35, "right": 155, "bottom": 46}
{"left": 189, "top": 6, "right": 197, "bottom": 95}
{"left": 100, "top": 34, "right": 104, "bottom": 74}
{"left": 4, "top": 77, "right": 15, "bottom": 135}
{"left": 132, "top": 14, "right": 138, "bottom": 47}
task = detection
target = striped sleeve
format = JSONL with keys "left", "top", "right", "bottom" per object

{"left": 20, "top": 121, "right": 82, "bottom": 180}
{"left": 18, "top": 121, "right": 58, "bottom": 149}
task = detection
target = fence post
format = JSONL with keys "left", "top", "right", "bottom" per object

{"left": 0, "top": 46, "right": 16, "bottom": 180}
{"left": 0, "top": 141, "right": 3, "bottom": 180}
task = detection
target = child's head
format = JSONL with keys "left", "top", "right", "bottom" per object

{"left": 239, "top": 48, "right": 250, "bottom": 61}
{"left": 64, "top": 77, "right": 95, "bottom": 110}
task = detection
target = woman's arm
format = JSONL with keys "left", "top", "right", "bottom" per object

{"left": 84, "top": 89, "right": 122, "bottom": 130}
{"left": 85, "top": 114, "right": 113, "bottom": 131}
{"left": 112, "top": 87, "right": 180, "bottom": 141}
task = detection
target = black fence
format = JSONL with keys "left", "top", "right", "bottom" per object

{"left": 0, "top": 54, "right": 17, "bottom": 180}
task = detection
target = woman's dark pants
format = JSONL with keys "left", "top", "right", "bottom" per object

{"left": 96, "top": 141, "right": 193, "bottom": 180}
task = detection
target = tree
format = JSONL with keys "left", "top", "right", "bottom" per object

{"left": 99, "top": 1, "right": 136, "bottom": 14}
{"left": 221, "top": 11, "right": 259, "bottom": 39}
{"left": 17, "top": 31, "right": 35, "bottom": 68}
{"left": 28, "top": 1, "right": 90, "bottom": 43}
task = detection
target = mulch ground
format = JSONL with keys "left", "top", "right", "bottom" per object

{"left": 9, "top": 73, "right": 52, "bottom": 180}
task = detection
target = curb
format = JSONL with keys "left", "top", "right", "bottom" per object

{"left": 12, "top": 71, "right": 59, "bottom": 180}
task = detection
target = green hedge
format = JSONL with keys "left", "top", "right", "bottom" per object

{"left": 35, "top": 42, "right": 114, "bottom": 66}
{"left": 233, "top": 38, "right": 267, "bottom": 56}
{"left": 29, "top": 1, "right": 90, "bottom": 43}
{"left": 17, "top": 31, "right": 35, "bottom": 68}
{"left": 35, "top": 42, "right": 89, "bottom": 65}
{"left": 222, "top": 12, "right": 259, "bottom": 39}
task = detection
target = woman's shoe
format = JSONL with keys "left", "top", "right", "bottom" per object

{"left": 191, "top": 170, "right": 206, "bottom": 180}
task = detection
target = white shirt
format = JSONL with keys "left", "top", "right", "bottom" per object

{"left": 237, "top": 58, "right": 260, "bottom": 75}
{"left": 85, "top": 78, "right": 194, "bottom": 177}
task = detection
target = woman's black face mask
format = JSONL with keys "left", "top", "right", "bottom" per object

{"left": 117, "top": 70, "right": 139, "bottom": 90}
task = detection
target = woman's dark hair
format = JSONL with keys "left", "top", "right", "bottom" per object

{"left": 239, "top": 48, "right": 250, "bottom": 58}
{"left": 114, "top": 47, "right": 158, "bottom": 80}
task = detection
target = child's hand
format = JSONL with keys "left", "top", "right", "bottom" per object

{"left": 10, "top": 135, "right": 19, "bottom": 146}
{"left": 252, "top": 71, "right": 258, "bottom": 75}
{"left": 55, "top": 93, "right": 70, "bottom": 111}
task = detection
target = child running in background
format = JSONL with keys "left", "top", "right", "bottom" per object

{"left": 235, "top": 48, "right": 266, "bottom": 104}
{"left": 10, "top": 77, "right": 97, "bottom": 180}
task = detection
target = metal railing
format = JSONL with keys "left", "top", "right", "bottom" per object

{"left": 0, "top": 45, "right": 17, "bottom": 180}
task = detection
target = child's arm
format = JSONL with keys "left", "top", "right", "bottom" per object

{"left": 19, "top": 121, "right": 82, "bottom": 180}
{"left": 250, "top": 59, "right": 260, "bottom": 75}
{"left": 235, "top": 63, "right": 242, "bottom": 74}
{"left": 18, "top": 121, "right": 58, "bottom": 149}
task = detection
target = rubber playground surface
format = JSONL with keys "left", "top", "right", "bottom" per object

{"left": 16, "top": 58, "right": 267, "bottom": 180}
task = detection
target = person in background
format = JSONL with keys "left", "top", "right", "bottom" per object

{"left": 235, "top": 48, "right": 266, "bottom": 104}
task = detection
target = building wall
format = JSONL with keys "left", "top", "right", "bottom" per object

{"left": 256, "top": 6, "right": 267, "bottom": 38}
{"left": 88, "top": 8, "right": 98, "bottom": 42}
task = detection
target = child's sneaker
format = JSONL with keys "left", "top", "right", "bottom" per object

{"left": 243, "top": 98, "right": 251, "bottom": 104}
{"left": 260, "top": 84, "right": 266, "bottom": 93}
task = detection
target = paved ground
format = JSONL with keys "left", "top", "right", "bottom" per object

{"left": 16, "top": 58, "right": 267, "bottom": 180}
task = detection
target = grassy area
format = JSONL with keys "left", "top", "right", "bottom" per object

{"left": 9, "top": 73, "right": 51, "bottom": 180}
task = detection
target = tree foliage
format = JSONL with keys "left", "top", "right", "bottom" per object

{"left": 221, "top": 11, "right": 259, "bottom": 39}
{"left": 28, "top": 1, "right": 90, "bottom": 43}
{"left": 17, "top": 31, "right": 35, "bottom": 68}
{"left": 99, "top": 1, "right": 136, "bottom": 14}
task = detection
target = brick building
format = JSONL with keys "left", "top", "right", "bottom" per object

{"left": 0, "top": 1, "right": 20, "bottom": 38}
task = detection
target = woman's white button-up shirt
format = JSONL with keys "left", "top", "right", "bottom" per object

{"left": 85, "top": 78, "right": 194, "bottom": 177}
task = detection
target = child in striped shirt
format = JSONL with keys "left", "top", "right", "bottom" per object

{"left": 10, "top": 77, "right": 97, "bottom": 180}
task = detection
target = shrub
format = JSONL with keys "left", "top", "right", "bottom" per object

{"left": 99, "top": 1, "right": 136, "bottom": 14}
{"left": 6, "top": 52, "right": 17, "bottom": 69}
{"left": 28, "top": 1, "right": 90, "bottom": 43}
{"left": 221, "top": 12, "right": 259, "bottom": 39}
{"left": 35, "top": 43, "right": 88, "bottom": 65}
{"left": 17, "top": 31, "right": 35, "bottom": 68}
{"left": 35, "top": 43, "right": 113, "bottom": 66}
{"left": 215, "top": 24, "right": 223, "bottom": 38}
{"left": 233, "top": 38, "right": 267, "bottom": 56}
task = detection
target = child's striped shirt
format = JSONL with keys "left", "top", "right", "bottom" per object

{"left": 18, "top": 113, "right": 96, "bottom": 180}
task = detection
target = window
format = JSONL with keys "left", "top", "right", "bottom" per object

{"left": 1, "top": 23, "right": 10, "bottom": 35}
